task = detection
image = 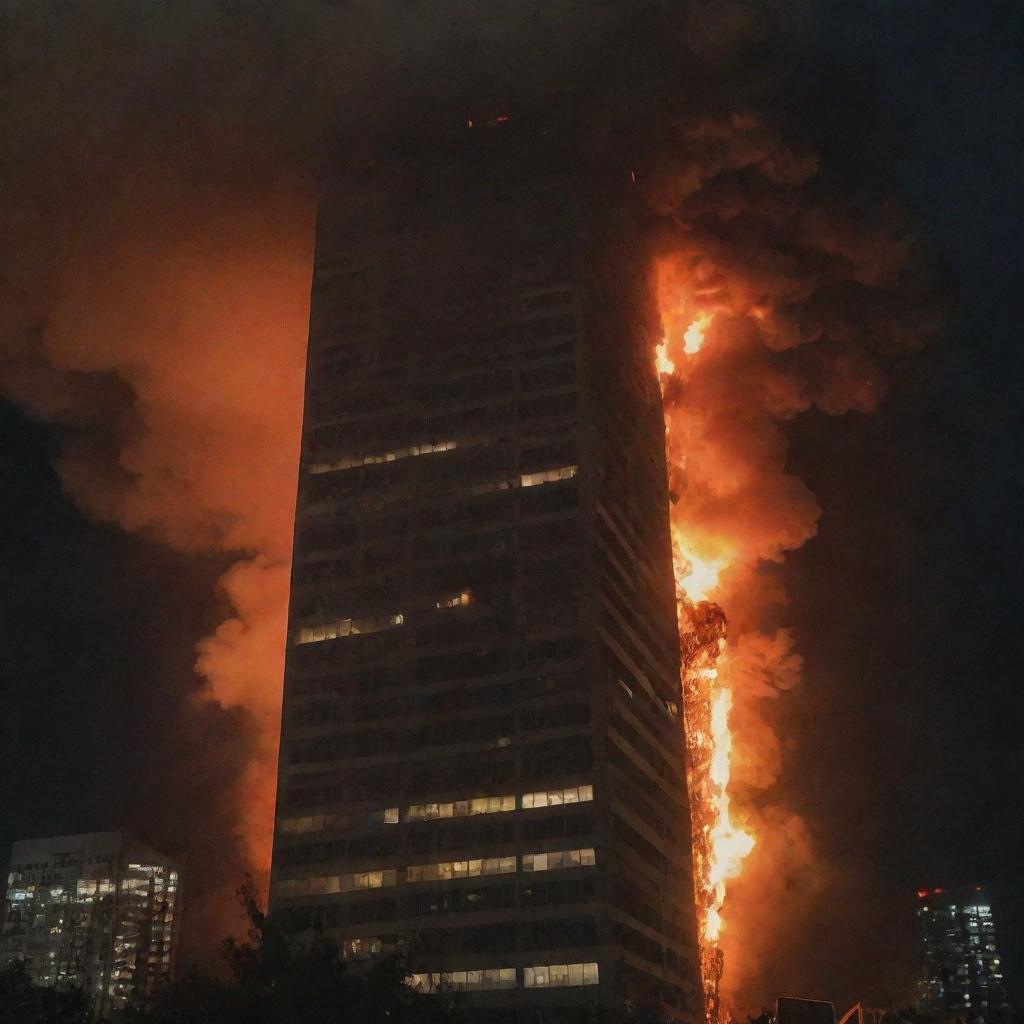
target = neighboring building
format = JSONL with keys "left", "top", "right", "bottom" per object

{"left": 1, "top": 831, "right": 180, "bottom": 1014}
{"left": 269, "top": 113, "right": 704, "bottom": 1021}
{"left": 917, "top": 886, "right": 1009, "bottom": 1023}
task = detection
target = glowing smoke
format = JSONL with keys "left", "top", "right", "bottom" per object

{"left": 650, "top": 108, "right": 936, "bottom": 1010}
{"left": 0, "top": 0, "right": 938, "bottom": 991}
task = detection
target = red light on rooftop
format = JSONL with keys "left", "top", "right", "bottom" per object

{"left": 917, "top": 890, "right": 931, "bottom": 899}
{"left": 495, "top": 114, "right": 510, "bottom": 123}
{"left": 933, "top": 887, "right": 944, "bottom": 895}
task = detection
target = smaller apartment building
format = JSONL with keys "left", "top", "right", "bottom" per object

{"left": 1, "top": 831, "right": 180, "bottom": 1014}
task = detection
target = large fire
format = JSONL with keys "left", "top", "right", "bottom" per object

{"left": 657, "top": 307, "right": 755, "bottom": 1023}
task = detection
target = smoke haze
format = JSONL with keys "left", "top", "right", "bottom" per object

{"left": 0, "top": 0, "right": 961, "bottom": 1008}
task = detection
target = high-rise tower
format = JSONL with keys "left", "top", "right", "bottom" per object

{"left": 917, "top": 886, "right": 1009, "bottom": 1023}
{"left": 270, "top": 114, "right": 703, "bottom": 1021}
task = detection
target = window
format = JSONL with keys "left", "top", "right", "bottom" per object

{"left": 408, "top": 968, "right": 516, "bottom": 993}
{"left": 521, "top": 784, "right": 593, "bottom": 809}
{"left": 279, "top": 812, "right": 350, "bottom": 835}
{"left": 404, "top": 795, "right": 515, "bottom": 821}
{"left": 436, "top": 591, "right": 472, "bottom": 609}
{"left": 521, "top": 465, "right": 577, "bottom": 488}
{"left": 405, "top": 857, "right": 516, "bottom": 883}
{"left": 295, "top": 614, "right": 404, "bottom": 645}
{"left": 470, "top": 465, "right": 578, "bottom": 497}
{"left": 524, "top": 962, "right": 599, "bottom": 988}
{"left": 308, "top": 440, "right": 458, "bottom": 475}
{"left": 522, "top": 848, "right": 596, "bottom": 873}
{"left": 274, "top": 869, "right": 397, "bottom": 899}
{"left": 340, "top": 936, "right": 396, "bottom": 960}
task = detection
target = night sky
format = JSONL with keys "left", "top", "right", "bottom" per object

{"left": 2, "top": 0, "right": 1022, "bottom": 1012}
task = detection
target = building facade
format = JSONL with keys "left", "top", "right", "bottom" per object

{"left": 269, "top": 115, "right": 703, "bottom": 1021}
{"left": 1, "top": 831, "right": 180, "bottom": 1013}
{"left": 917, "top": 886, "right": 1009, "bottom": 1023}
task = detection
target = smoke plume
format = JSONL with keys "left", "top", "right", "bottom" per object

{"left": 0, "top": 0, "right": 937, "bottom": 999}
{"left": 651, "top": 104, "right": 937, "bottom": 1007}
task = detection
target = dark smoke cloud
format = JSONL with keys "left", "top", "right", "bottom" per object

{"left": 1, "top": 0, "right": 942, "bottom": 1001}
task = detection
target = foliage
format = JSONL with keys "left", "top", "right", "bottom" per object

{"left": 1, "top": 884, "right": 675, "bottom": 1024}
{"left": 0, "top": 958, "right": 93, "bottom": 1024}
{"left": 118, "top": 881, "right": 457, "bottom": 1024}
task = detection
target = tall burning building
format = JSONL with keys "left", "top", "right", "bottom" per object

{"left": 0, "top": 831, "right": 180, "bottom": 1014}
{"left": 916, "top": 886, "right": 1009, "bottom": 1023}
{"left": 268, "top": 113, "right": 704, "bottom": 1019}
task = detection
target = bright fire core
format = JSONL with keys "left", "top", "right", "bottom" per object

{"left": 657, "top": 313, "right": 755, "bottom": 1023}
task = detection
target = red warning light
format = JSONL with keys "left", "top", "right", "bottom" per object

{"left": 917, "top": 890, "right": 930, "bottom": 899}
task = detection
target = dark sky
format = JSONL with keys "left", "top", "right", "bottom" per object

{"left": 782, "top": 0, "right": 1024, "bottom": 1008}
{"left": 1, "top": 0, "right": 1022, "bottom": 1011}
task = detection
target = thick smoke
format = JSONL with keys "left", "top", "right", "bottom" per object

{"left": 1, "top": 0, "right": 937, "bottom": 999}
{"left": 0, "top": 0, "right": 649, "bottom": 960}
{"left": 651, "top": 107, "right": 938, "bottom": 1008}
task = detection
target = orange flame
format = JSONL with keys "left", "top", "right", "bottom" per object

{"left": 657, "top": 305, "right": 754, "bottom": 1023}
{"left": 671, "top": 526, "right": 729, "bottom": 604}
{"left": 705, "top": 687, "right": 755, "bottom": 943}
{"left": 656, "top": 338, "right": 677, "bottom": 376}
{"left": 684, "top": 313, "right": 714, "bottom": 355}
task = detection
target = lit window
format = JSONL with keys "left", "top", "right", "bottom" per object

{"left": 405, "top": 857, "right": 516, "bottom": 884}
{"left": 279, "top": 812, "right": 354, "bottom": 834}
{"left": 436, "top": 590, "right": 472, "bottom": 609}
{"left": 471, "top": 465, "right": 578, "bottom": 496}
{"left": 295, "top": 613, "right": 403, "bottom": 645}
{"left": 275, "top": 869, "right": 396, "bottom": 899}
{"left": 365, "top": 807, "right": 401, "bottom": 825}
{"left": 309, "top": 440, "right": 458, "bottom": 475}
{"left": 408, "top": 968, "right": 516, "bottom": 993}
{"left": 406, "top": 802, "right": 449, "bottom": 822}
{"left": 341, "top": 936, "right": 390, "bottom": 960}
{"left": 521, "top": 784, "right": 593, "bottom": 809}
{"left": 405, "top": 794, "right": 514, "bottom": 821}
{"left": 520, "top": 465, "right": 577, "bottom": 488}
{"left": 522, "top": 848, "right": 595, "bottom": 873}
{"left": 524, "top": 962, "right": 599, "bottom": 988}
{"left": 340, "top": 869, "right": 396, "bottom": 892}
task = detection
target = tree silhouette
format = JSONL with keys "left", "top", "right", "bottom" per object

{"left": 0, "top": 958, "right": 93, "bottom": 1024}
{"left": 119, "top": 880, "right": 457, "bottom": 1024}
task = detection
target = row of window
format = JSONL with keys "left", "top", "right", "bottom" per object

{"left": 297, "top": 487, "right": 577, "bottom": 577}
{"left": 275, "top": 848, "right": 596, "bottom": 898}
{"left": 292, "top": 532, "right": 581, "bottom": 646}
{"left": 470, "top": 465, "right": 577, "bottom": 497}
{"left": 405, "top": 795, "right": 515, "bottom": 822}
{"left": 287, "top": 629, "right": 584, "bottom": 714}
{"left": 522, "top": 849, "right": 595, "bottom": 872}
{"left": 308, "top": 440, "right": 460, "bottom": 476}
{"left": 407, "top": 962, "right": 598, "bottom": 993}
{"left": 527, "top": 962, "right": 600, "bottom": 988}
{"left": 279, "top": 787, "right": 593, "bottom": 838}
{"left": 406, "top": 856, "right": 517, "bottom": 883}
{"left": 308, "top": 390, "right": 576, "bottom": 448}
{"left": 521, "top": 784, "right": 593, "bottom": 809}
{"left": 295, "top": 614, "right": 404, "bottom": 646}
{"left": 409, "top": 967, "right": 515, "bottom": 992}
{"left": 279, "top": 807, "right": 398, "bottom": 835}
